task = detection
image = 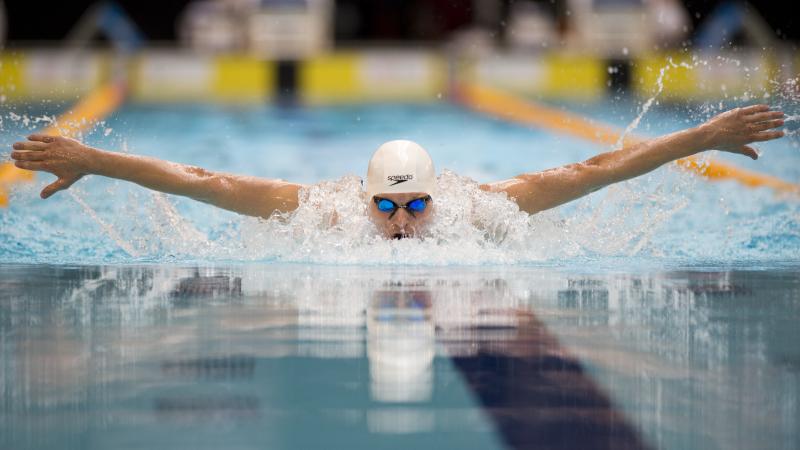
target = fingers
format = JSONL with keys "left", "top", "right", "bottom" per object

{"left": 740, "top": 104, "right": 770, "bottom": 115}
{"left": 739, "top": 145, "right": 759, "bottom": 160}
{"left": 40, "top": 178, "right": 76, "bottom": 199}
{"left": 13, "top": 161, "right": 45, "bottom": 171}
{"left": 752, "top": 130, "right": 785, "bottom": 142}
{"left": 13, "top": 141, "right": 49, "bottom": 151}
{"left": 27, "top": 134, "right": 57, "bottom": 143}
{"left": 10, "top": 150, "right": 47, "bottom": 161}
{"left": 749, "top": 119, "right": 785, "bottom": 132}
{"left": 746, "top": 111, "right": 785, "bottom": 123}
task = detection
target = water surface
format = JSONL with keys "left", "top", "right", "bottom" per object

{"left": 2, "top": 264, "right": 798, "bottom": 449}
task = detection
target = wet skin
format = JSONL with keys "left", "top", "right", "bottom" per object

{"left": 367, "top": 192, "right": 434, "bottom": 239}
{"left": 9, "top": 104, "right": 787, "bottom": 226}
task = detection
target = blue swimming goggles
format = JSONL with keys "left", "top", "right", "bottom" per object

{"left": 373, "top": 195, "right": 432, "bottom": 218}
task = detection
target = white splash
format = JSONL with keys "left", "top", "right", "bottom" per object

{"left": 616, "top": 57, "right": 696, "bottom": 149}
{"left": 80, "top": 167, "right": 705, "bottom": 265}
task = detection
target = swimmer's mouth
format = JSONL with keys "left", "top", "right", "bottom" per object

{"left": 392, "top": 233, "right": 410, "bottom": 240}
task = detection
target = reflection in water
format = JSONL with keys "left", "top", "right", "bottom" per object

{"left": 161, "top": 355, "right": 255, "bottom": 380}
{"left": 171, "top": 272, "right": 242, "bottom": 302}
{"left": 1, "top": 264, "right": 798, "bottom": 449}
{"left": 368, "top": 289, "right": 435, "bottom": 403}
{"left": 155, "top": 395, "right": 260, "bottom": 419}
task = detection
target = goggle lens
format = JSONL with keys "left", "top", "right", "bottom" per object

{"left": 377, "top": 199, "right": 396, "bottom": 212}
{"left": 407, "top": 198, "right": 427, "bottom": 212}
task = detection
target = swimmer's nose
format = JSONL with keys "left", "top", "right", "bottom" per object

{"left": 391, "top": 208, "right": 412, "bottom": 227}
{"left": 389, "top": 209, "right": 415, "bottom": 237}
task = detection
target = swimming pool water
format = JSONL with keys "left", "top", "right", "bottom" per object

{"left": 1, "top": 100, "right": 798, "bottom": 265}
{"left": 1, "top": 264, "right": 798, "bottom": 449}
{"left": 1, "top": 97, "right": 799, "bottom": 449}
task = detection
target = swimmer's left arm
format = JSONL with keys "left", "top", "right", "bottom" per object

{"left": 482, "top": 104, "right": 785, "bottom": 215}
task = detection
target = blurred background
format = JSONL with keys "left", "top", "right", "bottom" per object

{"left": 1, "top": 0, "right": 798, "bottom": 105}
{"left": 2, "top": 1, "right": 798, "bottom": 48}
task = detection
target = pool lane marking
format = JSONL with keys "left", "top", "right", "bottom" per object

{"left": 455, "top": 83, "right": 800, "bottom": 196}
{"left": 445, "top": 308, "right": 650, "bottom": 449}
{"left": 0, "top": 82, "right": 127, "bottom": 207}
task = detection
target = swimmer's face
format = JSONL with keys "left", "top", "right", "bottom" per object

{"left": 368, "top": 192, "right": 434, "bottom": 239}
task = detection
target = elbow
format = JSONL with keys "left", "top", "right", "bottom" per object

{"left": 176, "top": 166, "right": 231, "bottom": 203}
{"left": 184, "top": 165, "right": 215, "bottom": 178}
{"left": 573, "top": 162, "right": 608, "bottom": 193}
{"left": 195, "top": 174, "right": 231, "bottom": 204}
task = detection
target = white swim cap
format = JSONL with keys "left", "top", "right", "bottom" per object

{"left": 366, "top": 140, "right": 436, "bottom": 200}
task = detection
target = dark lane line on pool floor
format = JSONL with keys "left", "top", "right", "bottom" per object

{"left": 444, "top": 308, "right": 651, "bottom": 450}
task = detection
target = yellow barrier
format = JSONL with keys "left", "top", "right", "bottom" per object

{"left": 0, "top": 82, "right": 127, "bottom": 207}
{"left": 632, "top": 53, "right": 774, "bottom": 101}
{"left": 300, "top": 51, "right": 446, "bottom": 104}
{"left": 455, "top": 83, "right": 800, "bottom": 196}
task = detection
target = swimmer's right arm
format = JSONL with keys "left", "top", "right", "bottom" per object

{"left": 10, "top": 134, "right": 303, "bottom": 218}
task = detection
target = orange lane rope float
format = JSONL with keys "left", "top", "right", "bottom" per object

{"left": 454, "top": 82, "right": 800, "bottom": 196}
{"left": 0, "top": 82, "right": 127, "bottom": 207}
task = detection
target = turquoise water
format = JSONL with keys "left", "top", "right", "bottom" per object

{"left": 1, "top": 98, "right": 799, "bottom": 449}
{"left": 1, "top": 100, "right": 798, "bottom": 264}
{"left": 1, "top": 264, "right": 798, "bottom": 449}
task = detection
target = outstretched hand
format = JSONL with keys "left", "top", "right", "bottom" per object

{"left": 700, "top": 104, "right": 785, "bottom": 159}
{"left": 10, "top": 134, "right": 95, "bottom": 198}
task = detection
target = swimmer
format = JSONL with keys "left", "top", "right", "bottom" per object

{"left": 9, "top": 104, "right": 785, "bottom": 239}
